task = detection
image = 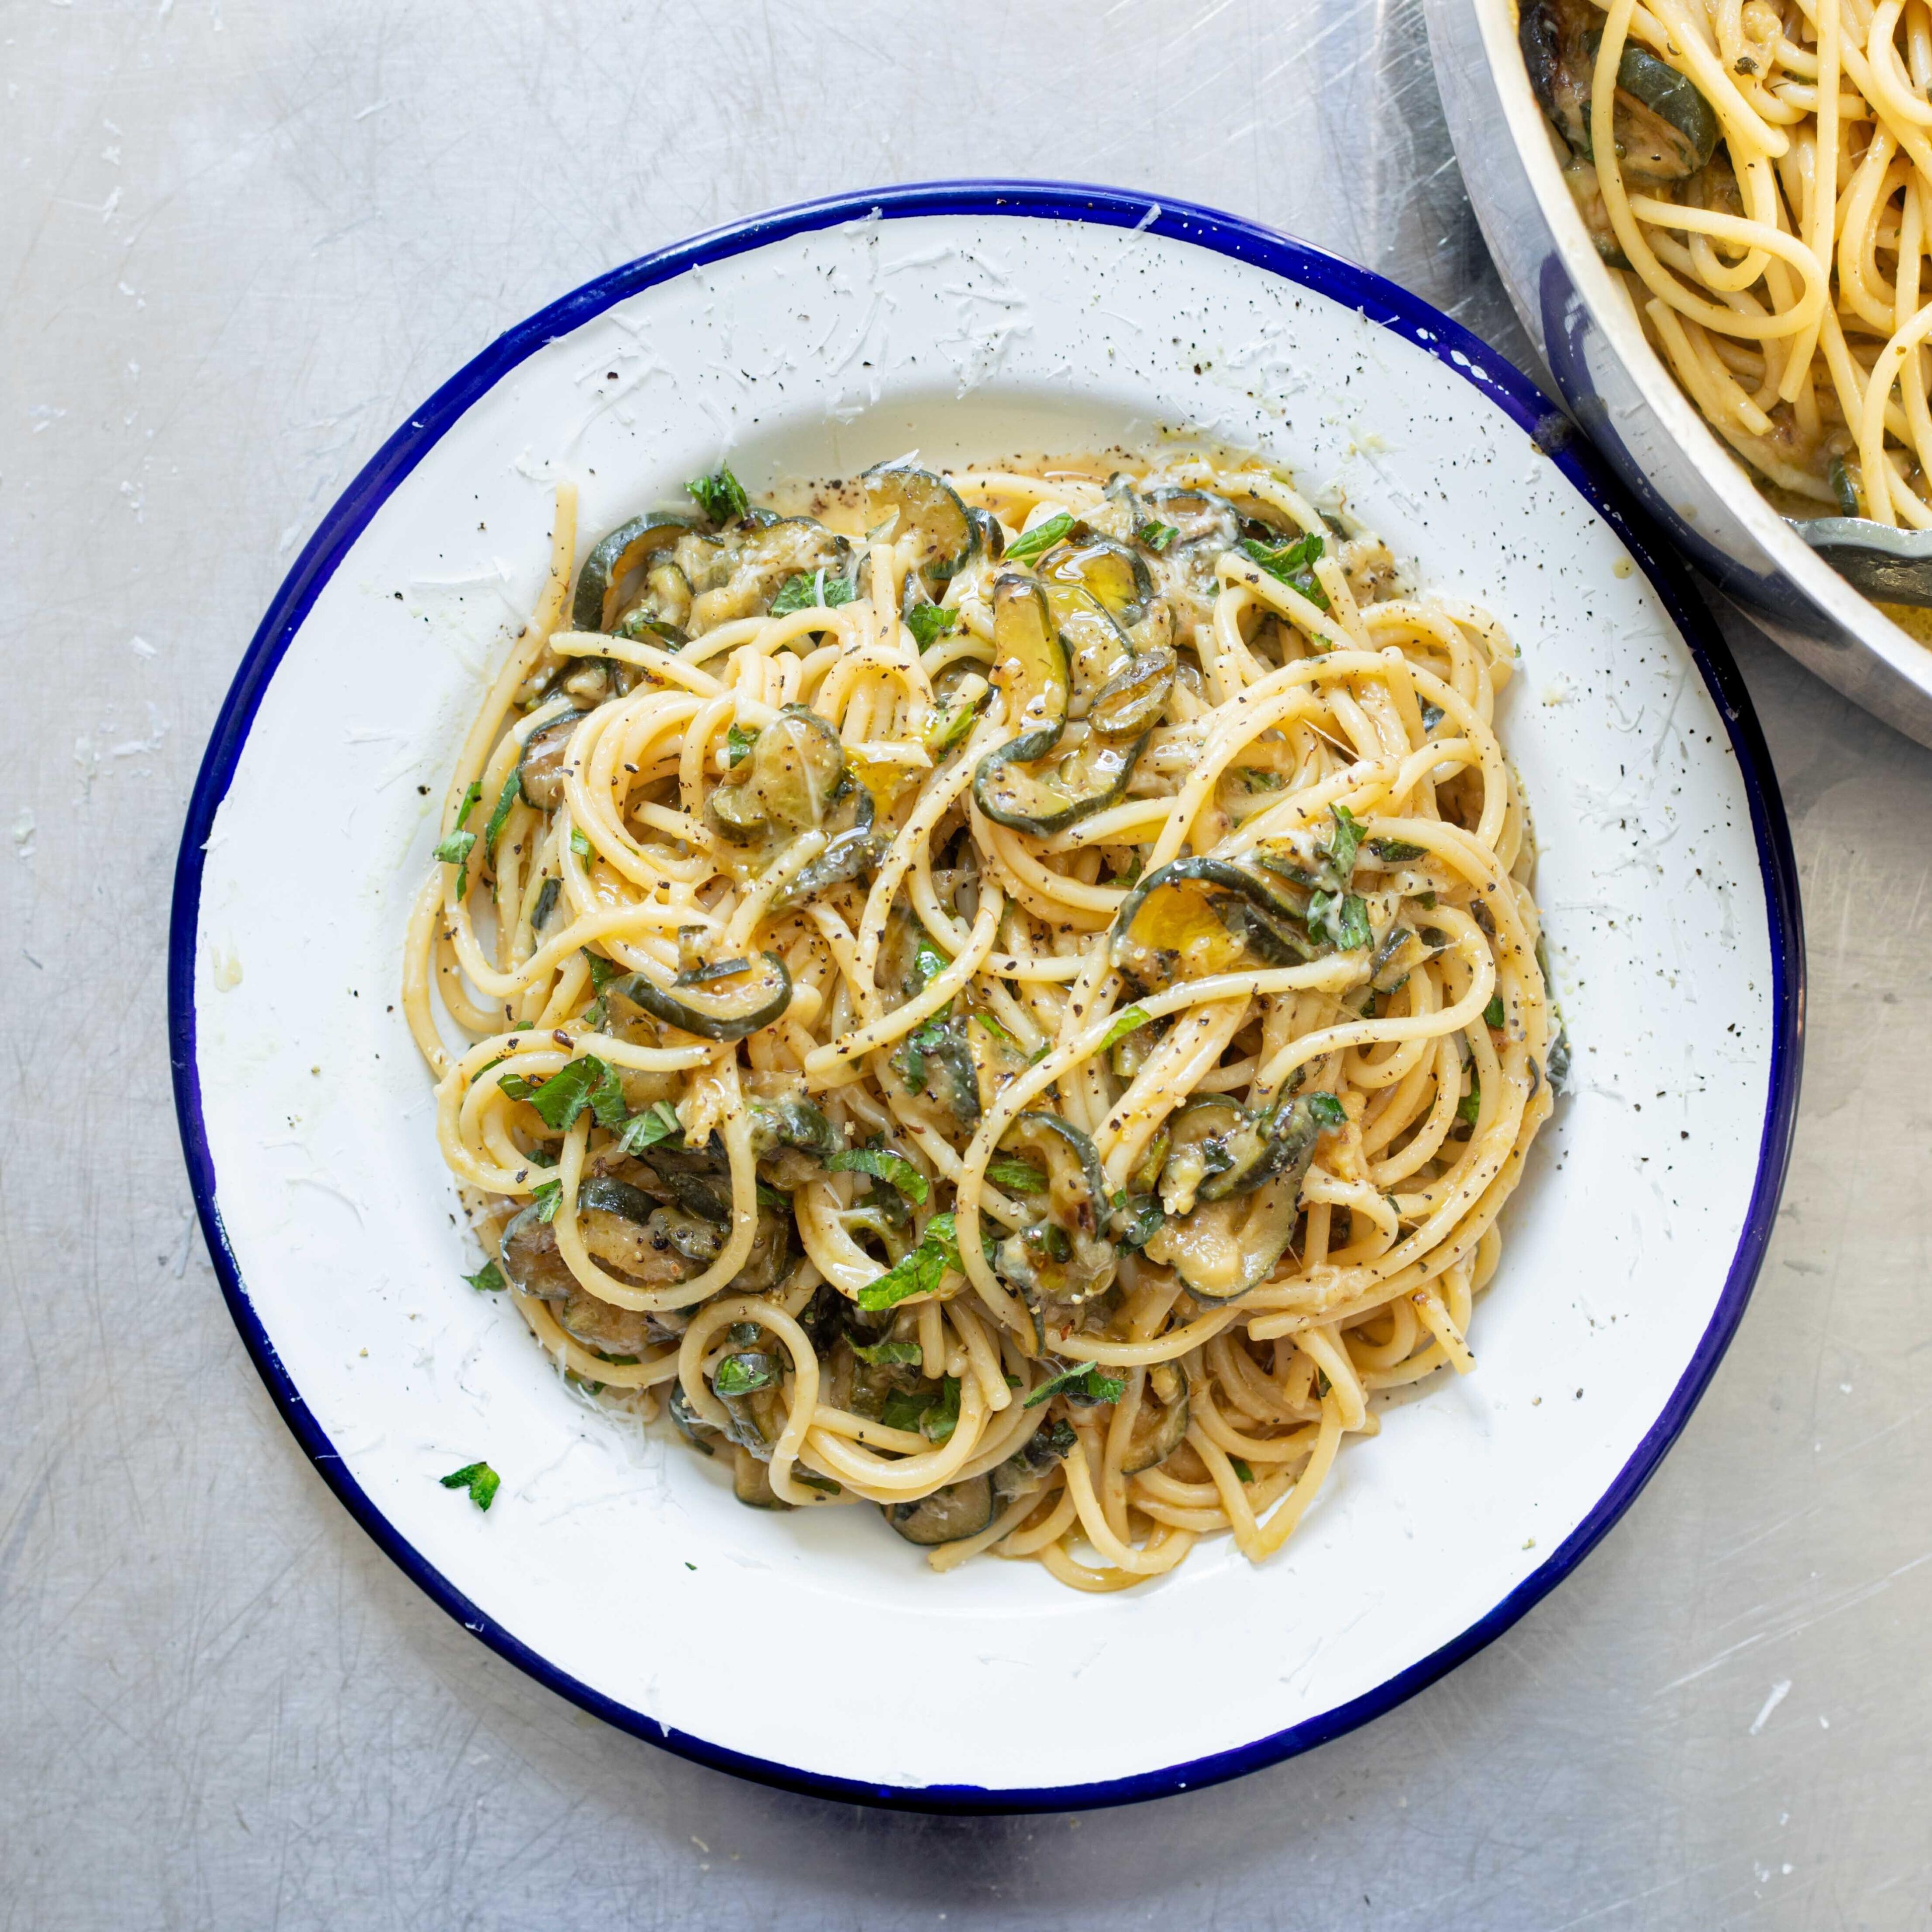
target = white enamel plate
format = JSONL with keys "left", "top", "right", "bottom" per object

{"left": 171, "top": 184, "right": 1802, "bottom": 1811}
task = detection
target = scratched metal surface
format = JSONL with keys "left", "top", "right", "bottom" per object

{"left": 3, "top": 1, "right": 1928, "bottom": 1926}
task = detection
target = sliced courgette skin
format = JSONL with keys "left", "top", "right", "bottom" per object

{"left": 1041, "top": 536, "right": 1154, "bottom": 626}
{"left": 1120, "top": 1363, "right": 1190, "bottom": 1475}
{"left": 883, "top": 1475, "right": 994, "bottom": 1545}
{"left": 517, "top": 708, "right": 590, "bottom": 809}
{"left": 1614, "top": 44, "right": 1718, "bottom": 174}
{"left": 862, "top": 463, "right": 980, "bottom": 588}
{"left": 1110, "top": 857, "right": 1316, "bottom": 975}
{"left": 606, "top": 953, "right": 793, "bottom": 1041}
{"left": 972, "top": 729, "right": 1150, "bottom": 835}
{"left": 572, "top": 515, "right": 700, "bottom": 633}
{"left": 987, "top": 573, "right": 1070, "bottom": 759}
{"left": 1006, "top": 1112, "right": 1109, "bottom": 1236}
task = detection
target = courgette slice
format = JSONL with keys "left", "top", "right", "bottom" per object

{"left": 1161, "top": 1091, "right": 1339, "bottom": 1210}
{"left": 883, "top": 1475, "right": 994, "bottom": 1546}
{"left": 709, "top": 703, "right": 847, "bottom": 842}
{"left": 991, "top": 1119, "right": 1117, "bottom": 1309}
{"left": 1041, "top": 534, "right": 1153, "bottom": 626}
{"left": 973, "top": 726, "right": 1149, "bottom": 835}
{"left": 1612, "top": 43, "right": 1719, "bottom": 177}
{"left": 1044, "top": 580, "right": 1136, "bottom": 718}
{"left": 863, "top": 463, "right": 979, "bottom": 592}
{"left": 572, "top": 515, "right": 700, "bottom": 633}
{"left": 1144, "top": 487, "right": 1241, "bottom": 557}
{"left": 517, "top": 708, "right": 590, "bottom": 810}
{"left": 986, "top": 573, "right": 1069, "bottom": 757}
{"left": 1110, "top": 857, "right": 1318, "bottom": 981}
{"left": 1088, "top": 645, "right": 1176, "bottom": 739}
{"left": 1143, "top": 1170, "right": 1301, "bottom": 1305}
{"left": 605, "top": 953, "right": 792, "bottom": 1041}
{"left": 1120, "top": 1363, "right": 1190, "bottom": 1475}
{"left": 992, "top": 1415, "right": 1077, "bottom": 1500}
{"left": 614, "top": 559, "right": 693, "bottom": 645}
{"left": 968, "top": 506, "right": 1006, "bottom": 564}
{"left": 1000, "top": 1114, "right": 1109, "bottom": 1240}
{"left": 733, "top": 1446, "right": 791, "bottom": 1510}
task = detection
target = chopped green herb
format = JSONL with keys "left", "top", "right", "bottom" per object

{"left": 911, "top": 935, "right": 950, "bottom": 990}
{"left": 1324, "top": 804, "right": 1364, "bottom": 884}
{"left": 527, "top": 1054, "right": 628, "bottom": 1132}
{"left": 439, "top": 1461, "right": 500, "bottom": 1511}
{"left": 434, "top": 827, "right": 477, "bottom": 901}
{"left": 1136, "top": 518, "right": 1179, "bottom": 552}
{"left": 1314, "top": 1368, "right": 1333, "bottom": 1399}
{"left": 463, "top": 1260, "right": 506, "bottom": 1294}
{"left": 850, "top": 1339, "right": 925, "bottom": 1366}
{"left": 827, "top": 1145, "right": 930, "bottom": 1205}
{"left": 1367, "top": 837, "right": 1427, "bottom": 863}
{"left": 769, "top": 569, "right": 859, "bottom": 617}
{"left": 1003, "top": 512, "right": 1075, "bottom": 561}
{"left": 522, "top": 1143, "right": 559, "bottom": 1169}
{"left": 1308, "top": 888, "right": 1373, "bottom": 952}
{"left": 985, "top": 1155, "right": 1049, "bottom": 1193}
{"left": 687, "top": 466, "right": 749, "bottom": 524}
{"left": 1484, "top": 994, "right": 1506, "bottom": 1029}
{"left": 795, "top": 1470, "right": 842, "bottom": 1496}
{"left": 531, "top": 877, "right": 561, "bottom": 929}
{"left": 1457, "top": 1081, "right": 1482, "bottom": 1126}
{"left": 484, "top": 774, "right": 521, "bottom": 859}
{"left": 1099, "top": 1005, "right": 1151, "bottom": 1051}
{"left": 582, "top": 949, "right": 623, "bottom": 990}
{"left": 1308, "top": 1091, "right": 1347, "bottom": 1130}
{"left": 1023, "top": 1362, "right": 1127, "bottom": 1409}
{"left": 857, "top": 1211, "right": 960, "bottom": 1311}
{"left": 614, "top": 1099, "right": 683, "bottom": 1154}
{"left": 1416, "top": 890, "right": 1437, "bottom": 909}
{"left": 923, "top": 1374, "right": 961, "bottom": 1443}
{"left": 455, "top": 780, "right": 482, "bottom": 829}
{"left": 497, "top": 1071, "right": 534, "bottom": 1101}
{"left": 531, "top": 1178, "right": 563, "bottom": 1223}
{"left": 906, "top": 604, "right": 956, "bottom": 647}
{"left": 1236, "top": 767, "right": 1285, "bottom": 792}
{"left": 570, "top": 827, "right": 593, "bottom": 861}
{"left": 1229, "top": 1457, "right": 1255, "bottom": 1483}
{"left": 1239, "top": 532, "right": 1329, "bottom": 610}
{"left": 1420, "top": 701, "right": 1445, "bottom": 733}
{"left": 725, "top": 722, "right": 756, "bottom": 769}
{"left": 971, "top": 1011, "right": 1022, "bottom": 1050}
{"left": 713, "top": 1351, "right": 780, "bottom": 1397}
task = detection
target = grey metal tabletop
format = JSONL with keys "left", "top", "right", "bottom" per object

{"left": 4, "top": 2, "right": 1929, "bottom": 1926}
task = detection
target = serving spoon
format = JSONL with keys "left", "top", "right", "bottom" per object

{"left": 1789, "top": 518, "right": 1932, "bottom": 607}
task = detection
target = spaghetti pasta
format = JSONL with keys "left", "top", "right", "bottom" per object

{"left": 1520, "top": 0, "right": 1932, "bottom": 530}
{"left": 406, "top": 451, "right": 1557, "bottom": 1587}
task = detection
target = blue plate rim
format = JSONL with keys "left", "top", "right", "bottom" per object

{"left": 166, "top": 178, "right": 1806, "bottom": 1816}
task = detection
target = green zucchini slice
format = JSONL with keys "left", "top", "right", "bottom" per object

{"left": 1144, "top": 1170, "right": 1302, "bottom": 1305}
{"left": 517, "top": 708, "right": 590, "bottom": 811}
{"left": 1612, "top": 43, "right": 1719, "bottom": 177}
{"left": 606, "top": 953, "right": 792, "bottom": 1041}
{"left": 1120, "top": 1363, "right": 1190, "bottom": 1474}
{"left": 1044, "top": 580, "right": 1136, "bottom": 718}
{"left": 572, "top": 515, "right": 700, "bottom": 633}
{"left": 1041, "top": 534, "right": 1154, "bottom": 626}
{"left": 986, "top": 573, "right": 1070, "bottom": 757}
{"left": 990, "top": 1114, "right": 1117, "bottom": 1309}
{"left": 1088, "top": 645, "right": 1176, "bottom": 739}
{"left": 1110, "top": 857, "right": 1318, "bottom": 981}
{"left": 862, "top": 463, "right": 979, "bottom": 592}
{"left": 883, "top": 1475, "right": 994, "bottom": 1546}
{"left": 973, "top": 726, "right": 1149, "bottom": 835}
{"left": 1001, "top": 1114, "right": 1109, "bottom": 1240}
{"left": 709, "top": 704, "right": 847, "bottom": 842}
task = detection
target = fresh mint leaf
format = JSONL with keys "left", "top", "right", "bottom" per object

{"left": 1324, "top": 804, "right": 1364, "bottom": 884}
{"left": 1484, "top": 994, "right": 1505, "bottom": 1029}
{"left": 483, "top": 774, "right": 520, "bottom": 861}
{"left": 439, "top": 1461, "right": 500, "bottom": 1511}
{"left": 1309, "top": 888, "right": 1372, "bottom": 952}
{"left": 1003, "top": 512, "right": 1074, "bottom": 561}
{"left": 463, "top": 1260, "right": 506, "bottom": 1294}
{"left": 713, "top": 1351, "right": 780, "bottom": 1397}
{"left": 906, "top": 604, "right": 956, "bottom": 647}
{"left": 769, "top": 569, "right": 859, "bottom": 617}
{"left": 1367, "top": 836, "right": 1426, "bottom": 863}
{"left": 434, "top": 827, "right": 477, "bottom": 902}
{"left": 582, "top": 949, "right": 623, "bottom": 990}
{"left": 1136, "top": 519, "right": 1179, "bottom": 552}
{"left": 985, "top": 1155, "right": 1048, "bottom": 1193}
{"left": 1237, "top": 767, "right": 1284, "bottom": 792}
{"left": 1456, "top": 1081, "right": 1481, "bottom": 1125}
{"left": 455, "top": 780, "right": 482, "bottom": 829}
{"left": 614, "top": 1100, "right": 684, "bottom": 1154}
{"left": 857, "top": 1211, "right": 959, "bottom": 1311}
{"left": 1023, "top": 1362, "right": 1126, "bottom": 1409}
{"left": 923, "top": 1374, "right": 961, "bottom": 1443}
{"left": 827, "top": 1146, "right": 930, "bottom": 1205}
{"left": 1308, "top": 1091, "right": 1347, "bottom": 1130}
{"left": 1230, "top": 1457, "right": 1255, "bottom": 1483}
{"left": 850, "top": 1339, "right": 924, "bottom": 1366}
{"left": 687, "top": 466, "right": 749, "bottom": 524}
{"left": 498, "top": 1072, "right": 534, "bottom": 1102}
{"left": 531, "top": 1179, "right": 563, "bottom": 1223}
{"left": 570, "top": 827, "right": 593, "bottom": 861}
{"left": 531, "top": 877, "right": 560, "bottom": 930}
{"left": 1099, "top": 1005, "right": 1151, "bottom": 1051}
{"left": 1239, "top": 531, "right": 1329, "bottom": 610}
{"left": 726, "top": 722, "right": 756, "bottom": 768}
{"left": 527, "top": 1055, "right": 627, "bottom": 1132}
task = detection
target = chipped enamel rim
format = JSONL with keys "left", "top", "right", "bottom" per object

{"left": 168, "top": 181, "right": 1804, "bottom": 1814}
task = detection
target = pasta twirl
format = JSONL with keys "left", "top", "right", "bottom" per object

{"left": 405, "top": 451, "right": 1558, "bottom": 1588}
